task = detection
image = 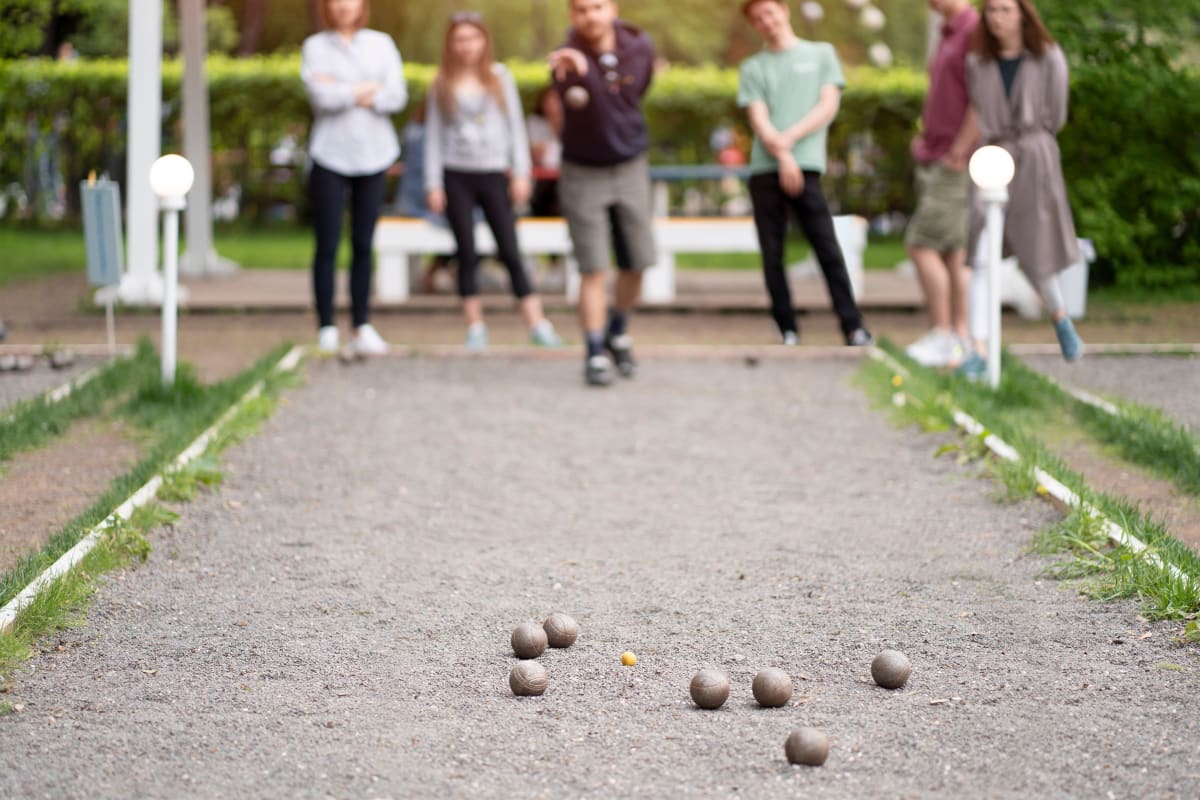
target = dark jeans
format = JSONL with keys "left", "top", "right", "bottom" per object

{"left": 444, "top": 169, "right": 532, "bottom": 299}
{"left": 748, "top": 171, "right": 863, "bottom": 337}
{"left": 309, "top": 162, "right": 387, "bottom": 329}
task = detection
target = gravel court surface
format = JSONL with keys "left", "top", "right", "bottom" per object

{"left": 0, "top": 355, "right": 106, "bottom": 414}
{"left": 1024, "top": 353, "right": 1200, "bottom": 432}
{"left": 2, "top": 356, "right": 1198, "bottom": 799}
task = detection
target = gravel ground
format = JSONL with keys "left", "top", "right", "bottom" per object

{"left": 1024, "top": 353, "right": 1200, "bottom": 432}
{"left": 1, "top": 356, "right": 1198, "bottom": 799}
{"left": 0, "top": 355, "right": 105, "bottom": 414}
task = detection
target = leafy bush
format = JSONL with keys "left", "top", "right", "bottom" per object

{"left": 0, "top": 56, "right": 1195, "bottom": 288}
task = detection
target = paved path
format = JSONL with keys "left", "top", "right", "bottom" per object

{"left": 2, "top": 356, "right": 1197, "bottom": 798}
{"left": 1025, "top": 352, "right": 1200, "bottom": 432}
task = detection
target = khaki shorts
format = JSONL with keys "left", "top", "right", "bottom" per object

{"left": 905, "top": 162, "right": 969, "bottom": 253}
{"left": 559, "top": 154, "right": 657, "bottom": 273}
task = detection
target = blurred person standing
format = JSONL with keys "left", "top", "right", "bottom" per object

{"left": 426, "top": 13, "right": 561, "bottom": 350}
{"left": 549, "top": 0, "right": 657, "bottom": 387}
{"left": 738, "top": 0, "right": 873, "bottom": 348}
{"left": 301, "top": 0, "right": 407, "bottom": 356}
{"left": 959, "top": 0, "right": 1083, "bottom": 379}
{"left": 905, "top": 0, "right": 979, "bottom": 368}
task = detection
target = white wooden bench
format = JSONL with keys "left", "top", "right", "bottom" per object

{"left": 373, "top": 215, "right": 866, "bottom": 304}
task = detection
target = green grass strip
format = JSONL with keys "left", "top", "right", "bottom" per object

{"left": 0, "top": 343, "right": 158, "bottom": 463}
{"left": 858, "top": 341, "right": 1200, "bottom": 621}
{"left": 0, "top": 342, "right": 295, "bottom": 610}
{"left": 1014, "top": 360, "right": 1200, "bottom": 498}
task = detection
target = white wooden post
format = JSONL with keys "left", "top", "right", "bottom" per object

{"left": 118, "top": 0, "right": 164, "bottom": 304}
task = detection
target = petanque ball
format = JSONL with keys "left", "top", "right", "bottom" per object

{"left": 871, "top": 649, "right": 911, "bottom": 689}
{"left": 620, "top": 651, "right": 637, "bottom": 666}
{"left": 543, "top": 613, "right": 579, "bottom": 648}
{"left": 511, "top": 622, "right": 548, "bottom": 659}
{"left": 752, "top": 668, "right": 794, "bottom": 708}
{"left": 689, "top": 669, "right": 730, "bottom": 710}
{"left": 509, "top": 661, "right": 548, "bottom": 696}
{"left": 564, "top": 85, "right": 590, "bottom": 110}
{"left": 785, "top": 727, "right": 829, "bottom": 766}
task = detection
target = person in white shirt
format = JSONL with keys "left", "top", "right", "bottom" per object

{"left": 301, "top": 0, "right": 407, "bottom": 357}
{"left": 425, "top": 13, "right": 561, "bottom": 350}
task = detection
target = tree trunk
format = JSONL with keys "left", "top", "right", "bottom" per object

{"left": 238, "top": 0, "right": 269, "bottom": 55}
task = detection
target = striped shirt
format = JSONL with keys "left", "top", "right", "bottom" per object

{"left": 301, "top": 29, "right": 408, "bottom": 176}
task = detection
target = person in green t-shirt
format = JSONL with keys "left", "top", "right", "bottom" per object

{"left": 738, "top": 0, "right": 872, "bottom": 347}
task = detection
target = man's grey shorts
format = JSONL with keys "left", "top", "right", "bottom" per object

{"left": 905, "top": 162, "right": 970, "bottom": 253}
{"left": 559, "top": 153, "right": 657, "bottom": 273}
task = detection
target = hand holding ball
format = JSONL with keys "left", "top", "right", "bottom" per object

{"left": 564, "top": 85, "right": 590, "bottom": 110}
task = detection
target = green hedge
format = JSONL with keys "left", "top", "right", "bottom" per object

{"left": 0, "top": 56, "right": 1196, "bottom": 288}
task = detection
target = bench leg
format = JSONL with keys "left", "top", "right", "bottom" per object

{"left": 640, "top": 250, "right": 676, "bottom": 304}
{"left": 375, "top": 249, "right": 410, "bottom": 302}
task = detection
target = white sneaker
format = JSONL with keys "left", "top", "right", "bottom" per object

{"left": 465, "top": 322, "right": 488, "bottom": 351}
{"left": 317, "top": 326, "right": 339, "bottom": 354}
{"left": 353, "top": 323, "right": 389, "bottom": 356}
{"left": 781, "top": 331, "right": 798, "bottom": 346}
{"left": 906, "top": 328, "right": 960, "bottom": 367}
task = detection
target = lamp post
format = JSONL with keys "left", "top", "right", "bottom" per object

{"left": 968, "top": 145, "right": 1016, "bottom": 389}
{"left": 149, "top": 155, "right": 195, "bottom": 387}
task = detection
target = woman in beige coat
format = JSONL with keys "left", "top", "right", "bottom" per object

{"left": 960, "top": 0, "right": 1083, "bottom": 377}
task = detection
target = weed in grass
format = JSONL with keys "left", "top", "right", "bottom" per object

{"left": 0, "top": 701, "right": 13, "bottom": 716}
{"left": 994, "top": 455, "right": 1038, "bottom": 503}
{"left": 1156, "top": 663, "right": 1185, "bottom": 672}
{"left": 158, "top": 455, "right": 224, "bottom": 503}
{"left": 129, "top": 503, "right": 179, "bottom": 533}
{"left": 1185, "top": 620, "right": 1200, "bottom": 643}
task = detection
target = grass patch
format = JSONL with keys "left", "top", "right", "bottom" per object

{"left": 858, "top": 342, "right": 1200, "bottom": 621}
{"left": 0, "top": 342, "right": 295, "bottom": 610}
{"left": 0, "top": 223, "right": 909, "bottom": 281}
{"left": 0, "top": 344, "right": 158, "bottom": 463}
{"left": 0, "top": 344, "right": 299, "bottom": 680}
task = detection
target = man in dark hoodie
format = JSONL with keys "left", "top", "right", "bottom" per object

{"left": 549, "top": 0, "right": 656, "bottom": 387}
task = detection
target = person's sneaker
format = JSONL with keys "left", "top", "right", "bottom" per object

{"left": 1054, "top": 317, "right": 1084, "bottom": 362}
{"left": 906, "top": 328, "right": 961, "bottom": 367}
{"left": 530, "top": 319, "right": 562, "bottom": 347}
{"left": 585, "top": 354, "right": 613, "bottom": 387}
{"left": 605, "top": 333, "right": 637, "bottom": 378}
{"left": 317, "top": 325, "right": 339, "bottom": 355}
{"left": 846, "top": 327, "right": 875, "bottom": 347}
{"left": 781, "top": 331, "right": 798, "bottom": 346}
{"left": 353, "top": 323, "right": 389, "bottom": 356}
{"left": 465, "top": 322, "right": 488, "bottom": 351}
{"left": 956, "top": 351, "right": 987, "bottom": 382}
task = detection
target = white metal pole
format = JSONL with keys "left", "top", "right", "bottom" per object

{"left": 983, "top": 191, "right": 1007, "bottom": 389}
{"left": 121, "top": 0, "right": 164, "bottom": 304}
{"left": 161, "top": 201, "right": 182, "bottom": 386}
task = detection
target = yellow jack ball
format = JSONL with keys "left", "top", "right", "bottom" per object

{"left": 620, "top": 651, "right": 637, "bottom": 666}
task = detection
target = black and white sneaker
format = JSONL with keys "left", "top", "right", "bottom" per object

{"left": 846, "top": 327, "right": 875, "bottom": 347}
{"left": 585, "top": 354, "right": 614, "bottom": 387}
{"left": 605, "top": 333, "right": 637, "bottom": 378}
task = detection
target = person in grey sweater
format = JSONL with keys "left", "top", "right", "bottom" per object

{"left": 426, "top": 13, "right": 560, "bottom": 350}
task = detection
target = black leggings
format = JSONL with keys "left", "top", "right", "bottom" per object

{"left": 443, "top": 169, "right": 532, "bottom": 299}
{"left": 309, "top": 162, "right": 386, "bottom": 328}
{"left": 748, "top": 171, "right": 863, "bottom": 337}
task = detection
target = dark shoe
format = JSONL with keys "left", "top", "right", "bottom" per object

{"left": 585, "top": 355, "right": 613, "bottom": 387}
{"left": 605, "top": 333, "right": 637, "bottom": 378}
{"left": 846, "top": 327, "right": 874, "bottom": 347}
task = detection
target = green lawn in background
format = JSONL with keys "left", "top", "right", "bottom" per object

{"left": 0, "top": 224, "right": 908, "bottom": 285}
